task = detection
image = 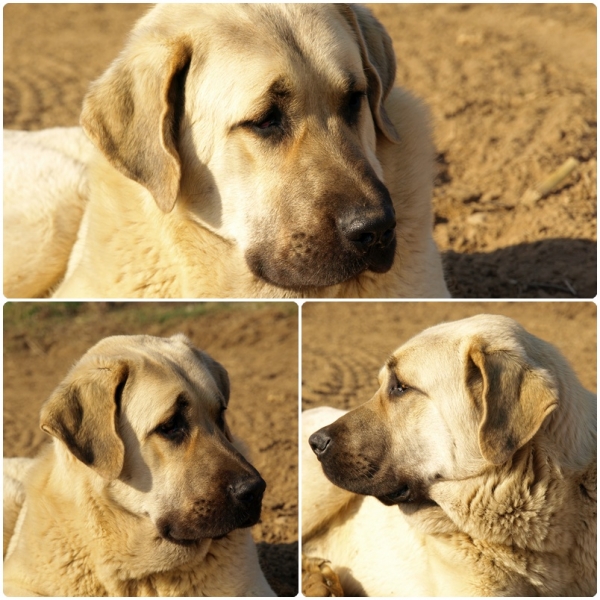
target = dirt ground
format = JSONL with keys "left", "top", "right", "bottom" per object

{"left": 3, "top": 302, "right": 298, "bottom": 596}
{"left": 3, "top": 3, "right": 596, "bottom": 298}
{"left": 303, "top": 302, "right": 597, "bottom": 412}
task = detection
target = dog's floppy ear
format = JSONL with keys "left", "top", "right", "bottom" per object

{"left": 193, "top": 348, "right": 231, "bottom": 405}
{"left": 466, "top": 341, "right": 558, "bottom": 465}
{"left": 81, "top": 34, "right": 192, "bottom": 213}
{"left": 202, "top": 354, "right": 231, "bottom": 405}
{"left": 40, "top": 359, "right": 129, "bottom": 480}
{"left": 196, "top": 350, "right": 234, "bottom": 441}
{"left": 338, "top": 4, "right": 400, "bottom": 144}
{"left": 171, "top": 334, "right": 231, "bottom": 404}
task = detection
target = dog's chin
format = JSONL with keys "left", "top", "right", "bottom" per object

{"left": 323, "top": 467, "right": 440, "bottom": 515}
{"left": 246, "top": 253, "right": 366, "bottom": 290}
{"left": 244, "top": 240, "right": 395, "bottom": 291}
{"left": 161, "top": 531, "right": 204, "bottom": 547}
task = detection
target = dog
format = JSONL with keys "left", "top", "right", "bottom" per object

{"left": 3, "top": 334, "right": 275, "bottom": 596}
{"left": 3, "top": 128, "right": 93, "bottom": 298}
{"left": 302, "top": 314, "right": 596, "bottom": 596}
{"left": 3, "top": 4, "right": 448, "bottom": 299}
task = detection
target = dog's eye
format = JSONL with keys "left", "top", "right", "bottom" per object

{"left": 344, "top": 91, "right": 365, "bottom": 123}
{"left": 348, "top": 91, "right": 365, "bottom": 111}
{"left": 216, "top": 406, "right": 226, "bottom": 431}
{"left": 390, "top": 381, "right": 409, "bottom": 397}
{"left": 251, "top": 108, "right": 283, "bottom": 135}
{"left": 256, "top": 115, "right": 279, "bottom": 130}
{"left": 156, "top": 413, "right": 188, "bottom": 444}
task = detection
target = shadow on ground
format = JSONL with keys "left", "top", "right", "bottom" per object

{"left": 257, "top": 542, "right": 298, "bottom": 596}
{"left": 445, "top": 238, "right": 597, "bottom": 298}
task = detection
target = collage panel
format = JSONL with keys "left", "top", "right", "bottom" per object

{"left": 4, "top": 3, "right": 595, "bottom": 301}
{"left": 302, "top": 301, "right": 596, "bottom": 596}
{"left": 3, "top": 302, "right": 298, "bottom": 596}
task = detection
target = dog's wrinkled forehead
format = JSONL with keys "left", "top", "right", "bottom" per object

{"left": 84, "top": 334, "right": 224, "bottom": 421}
{"left": 149, "top": 3, "right": 366, "bottom": 114}
{"left": 396, "top": 315, "right": 529, "bottom": 355}
{"left": 382, "top": 315, "right": 533, "bottom": 389}
{"left": 381, "top": 334, "right": 457, "bottom": 389}
{"left": 154, "top": 3, "right": 363, "bottom": 69}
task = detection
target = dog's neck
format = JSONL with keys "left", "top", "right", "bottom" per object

{"left": 420, "top": 345, "right": 596, "bottom": 595}
{"left": 422, "top": 433, "right": 596, "bottom": 595}
{"left": 19, "top": 443, "right": 256, "bottom": 596}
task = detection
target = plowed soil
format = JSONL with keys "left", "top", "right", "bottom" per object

{"left": 3, "top": 302, "right": 299, "bottom": 596}
{"left": 3, "top": 3, "right": 596, "bottom": 298}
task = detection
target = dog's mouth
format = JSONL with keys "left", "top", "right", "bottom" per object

{"left": 244, "top": 223, "right": 396, "bottom": 291}
{"left": 239, "top": 514, "right": 260, "bottom": 528}
{"left": 157, "top": 497, "right": 263, "bottom": 546}
{"left": 161, "top": 530, "right": 203, "bottom": 547}
{"left": 160, "top": 526, "right": 234, "bottom": 546}
{"left": 377, "top": 485, "right": 412, "bottom": 505}
{"left": 376, "top": 484, "right": 438, "bottom": 509}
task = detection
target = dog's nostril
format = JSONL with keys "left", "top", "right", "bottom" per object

{"left": 339, "top": 211, "right": 396, "bottom": 253}
{"left": 309, "top": 430, "right": 332, "bottom": 457}
{"left": 350, "top": 231, "right": 376, "bottom": 249}
{"left": 229, "top": 476, "right": 266, "bottom": 506}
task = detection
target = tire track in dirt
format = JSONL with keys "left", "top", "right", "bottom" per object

{"left": 303, "top": 348, "right": 381, "bottom": 410}
{"left": 5, "top": 64, "right": 80, "bottom": 130}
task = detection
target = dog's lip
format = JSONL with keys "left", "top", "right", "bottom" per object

{"left": 239, "top": 515, "right": 259, "bottom": 528}
{"left": 161, "top": 531, "right": 202, "bottom": 546}
{"left": 378, "top": 483, "right": 438, "bottom": 507}
{"left": 378, "top": 484, "right": 412, "bottom": 504}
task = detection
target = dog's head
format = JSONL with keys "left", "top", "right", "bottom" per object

{"left": 40, "top": 334, "right": 266, "bottom": 546}
{"left": 309, "top": 315, "right": 560, "bottom": 513}
{"left": 81, "top": 4, "right": 401, "bottom": 291}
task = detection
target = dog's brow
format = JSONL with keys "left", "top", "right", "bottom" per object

{"left": 230, "top": 77, "right": 292, "bottom": 130}
{"left": 268, "top": 77, "right": 292, "bottom": 100}
{"left": 378, "top": 356, "right": 397, "bottom": 385}
{"left": 159, "top": 393, "right": 189, "bottom": 422}
{"left": 342, "top": 71, "right": 367, "bottom": 94}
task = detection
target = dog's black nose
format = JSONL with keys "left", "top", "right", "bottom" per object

{"left": 338, "top": 207, "right": 396, "bottom": 254}
{"left": 309, "top": 429, "right": 332, "bottom": 458}
{"left": 228, "top": 475, "right": 266, "bottom": 507}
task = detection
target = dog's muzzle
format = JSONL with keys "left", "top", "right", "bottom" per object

{"left": 244, "top": 180, "right": 397, "bottom": 290}
{"left": 157, "top": 472, "right": 266, "bottom": 545}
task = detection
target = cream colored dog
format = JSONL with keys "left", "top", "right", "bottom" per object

{"left": 3, "top": 334, "right": 275, "bottom": 596}
{"left": 302, "top": 314, "right": 596, "bottom": 596}
{"left": 4, "top": 4, "right": 448, "bottom": 299}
